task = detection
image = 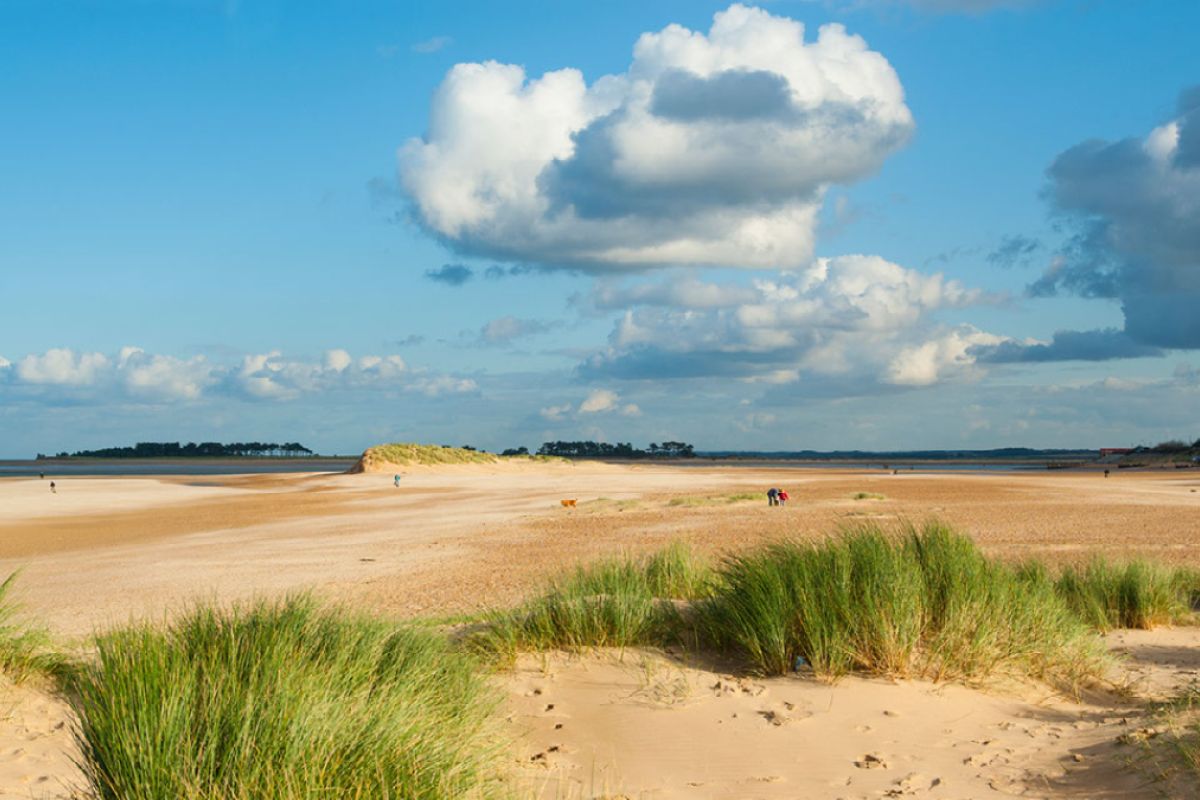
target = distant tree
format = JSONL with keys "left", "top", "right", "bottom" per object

{"left": 66, "top": 441, "right": 316, "bottom": 459}
{"left": 501, "top": 447, "right": 529, "bottom": 456}
{"left": 536, "top": 440, "right": 695, "bottom": 460}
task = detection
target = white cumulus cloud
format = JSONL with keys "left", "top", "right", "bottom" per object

{"left": 539, "top": 402, "right": 574, "bottom": 421}
{"left": 121, "top": 352, "right": 215, "bottom": 400}
{"left": 582, "top": 255, "right": 994, "bottom": 387}
{"left": 579, "top": 389, "right": 621, "bottom": 414}
{"left": 0, "top": 346, "right": 464, "bottom": 405}
{"left": 16, "top": 348, "right": 110, "bottom": 386}
{"left": 400, "top": 4, "right": 912, "bottom": 270}
{"left": 886, "top": 327, "right": 1002, "bottom": 386}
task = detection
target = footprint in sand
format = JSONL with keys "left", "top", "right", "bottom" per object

{"left": 854, "top": 753, "right": 889, "bottom": 769}
{"left": 882, "top": 773, "right": 943, "bottom": 797}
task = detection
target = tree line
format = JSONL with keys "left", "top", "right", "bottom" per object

{"left": 533, "top": 441, "right": 695, "bottom": 459}
{"left": 42, "top": 442, "right": 316, "bottom": 459}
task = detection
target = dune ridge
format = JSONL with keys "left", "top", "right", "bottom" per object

{"left": 348, "top": 443, "right": 499, "bottom": 473}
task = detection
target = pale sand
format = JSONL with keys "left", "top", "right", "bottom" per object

{"left": 1, "top": 462, "right": 1199, "bottom": 797}
{"left": 505, "top": 634, "right": 1200, "bottom": 800}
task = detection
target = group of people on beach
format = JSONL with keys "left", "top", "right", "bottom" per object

{"left": 766, "top": 487, "right": 789, "bottom": 506}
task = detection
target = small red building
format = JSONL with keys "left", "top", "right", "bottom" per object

{"left": 1099, "top": 448, "right": 1133, "bottom": 457}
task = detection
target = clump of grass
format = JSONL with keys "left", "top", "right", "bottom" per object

{"left": 69, "top": 597, "right": 506, "bottom": 800}
{"left": 696, "top": 523, "right": 1105, "bottom": 689}
{"left": 644, "top": 542, "right": 715, "bottom": 599}
{"left": 852, "top": 492, "right": 887, "bottom": 500}
{"left": 584, "top": 497, "right": 640, "bottom": 511}
{"left": 666, "top": 496, "right": 708, "bottom": 507}
{"left": 0, "top": 572, "right": 71, "bottom": 684}
{"left": 668, "top": 492, "right": 761, "bottom": 507}
{"left": 1123, "top": 689, "right": 1200, "bottom": 791}
{"left": 1051, "top": 559, "right": 1195, "bottom": 631}
{"left": 471, "top": 545, "right": 712, "bottom": 663}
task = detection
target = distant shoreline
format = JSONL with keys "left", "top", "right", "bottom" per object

{"left": 0, "top": 457, "right": 358, "bottom": 478}
{"left": 14, "top": 456, "right": 357, "bottom": 464}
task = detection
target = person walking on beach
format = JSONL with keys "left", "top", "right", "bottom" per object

{"left": 393, "top": 474, "right": 401, "bottom": 488}
{"left": 49, "top": 481, "right": 56, "bottom": 494}
{"left": 778, "top": 489, "right": 789, "bottom": 506}
{"left": 767, "top": 487, "right": 778, "bottom": 506}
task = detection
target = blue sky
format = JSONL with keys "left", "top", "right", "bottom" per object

{"left": 2, "top": 0, "right": 1198, "bottom": 456}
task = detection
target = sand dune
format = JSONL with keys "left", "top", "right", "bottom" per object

{"left": 505, "top": 638, "right": 1196, "bottom": 799}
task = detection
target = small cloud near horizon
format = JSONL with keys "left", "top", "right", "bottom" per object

{"left": 412, "top": 36, "right": 452, "bottom": 54}
{"left": 424, "top": 264, "right": 474, "bottom": 286}
{"left": 987, "top": 234, "right": 1041, "bottom": 269}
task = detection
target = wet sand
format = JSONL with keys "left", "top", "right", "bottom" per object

{"left": 2, "top": 463, "right": 1199, "bottom": 635}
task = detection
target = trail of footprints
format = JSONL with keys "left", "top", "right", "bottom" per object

{"left": 509, "top": 671, "right": 1156, "bottom": 799}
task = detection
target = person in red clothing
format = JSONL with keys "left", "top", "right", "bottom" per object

{"left": 777, "top": 489, "right": 789, "bottom": 505}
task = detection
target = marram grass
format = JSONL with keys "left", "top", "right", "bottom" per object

{"left": 68, "top": 596, "right": 508, "bottom": 800}
{"left": 697, "top": 523, "right": 1108, "bottom": 688}
{"left": 474, "top": 524, "right": 1124, "bottom": 691}
{"left": 1048, "top": 558, "right": 1198, "bottom": 631}
{"left": 470, "top": 543, "right": 714, "bottom": 663}
{"left": 0, "top": 571, "right": 71, "bottom": 683}
{"left": 358, "top": 442, "right": 499, "bottom": 468}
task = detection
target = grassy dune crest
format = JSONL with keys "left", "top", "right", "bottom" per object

{"left": 353, "top": 443, "right": 500, "bottom": 471}
{"left": 698, "top": 524, "right": 1107, "bottom": 688}
{"left": 474, "top": 525, "right": 1118, "bottom": 691}
{"left": 69, "top": 597, "right": 506, "bottom": 800}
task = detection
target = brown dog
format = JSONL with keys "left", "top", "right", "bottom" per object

{"left": 560, "top": 498, "right": 577, "bottom": 508}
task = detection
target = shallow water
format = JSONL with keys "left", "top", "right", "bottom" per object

{"left": 0, "top": 459, "right": 356, "bottom": 477}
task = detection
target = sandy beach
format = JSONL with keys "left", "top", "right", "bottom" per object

{"left": 2, "top": 463, "right": 1198, "bottom": 636}
{"left": 2, "top": 462, "right": 1199, "bottom": 798}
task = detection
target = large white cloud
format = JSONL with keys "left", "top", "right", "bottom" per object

{"left": 400, "top": 4, "right": 913, "bottom": 269}
{"left": 581, "top": 255, "right": 994, "bottom": 386}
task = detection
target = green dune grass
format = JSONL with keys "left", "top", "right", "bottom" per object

{"left": 469, "top": 542, "right": 714, "bottom": 663}
{"left": 0, "top": 572, "right": 71, "bottom": 683}
{"left": 1046, "top": 559, "right": 1199, "bottom": 631}
{"left": 68, "top": 597, "right": 507, "bottom": 800}
{"left": 357, "top": 443, "right": 500, "bottom": 468}
{"left": 474, "top": 524, "right": 1124, "bottom": 691}
{"left": 696, "top": 523, "right": 1107, "bottom": 688}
